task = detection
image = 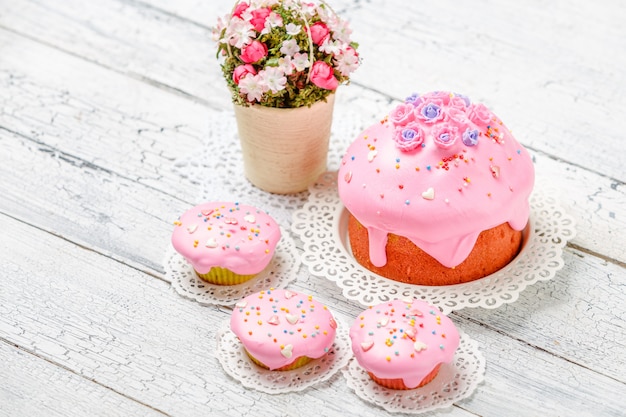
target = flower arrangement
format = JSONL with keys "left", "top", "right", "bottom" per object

{"left": 213, "top": 0, "right": 360, "bottom": 108}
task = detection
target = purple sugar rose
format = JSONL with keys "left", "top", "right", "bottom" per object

{"left": 405, "top": 92, "right": 421, "bottom": 106}
{"left": 462, "top": 128, "right": 479, "bottom": 146}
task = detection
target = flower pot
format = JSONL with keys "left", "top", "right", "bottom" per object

{"left": 233, "top": 94, "right": 335, "bottom": 194}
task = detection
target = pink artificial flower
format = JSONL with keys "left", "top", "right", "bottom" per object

{"left": 309, "top": 61, "right": 339, "bottom": 90}
{"left": 250, "top": 7, "right": 272, "bottom": 32}
{"left": 233, "top": 64, "right": 257, "bottom": 85}
{"left": 232, "top": 2, "right": 249, "bottom": 18}
{"left": 309, "top": 22, "right": 330, "bottom": 45}
{"left": 240, "top": 40, "right": 268, "bottom": 63}
{"left": 389, "top": 103, "right": 416, "bottom": 127}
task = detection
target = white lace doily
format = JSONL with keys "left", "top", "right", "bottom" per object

{"left": 216, "top": 319, "right": 352, "bottom": 394}
{"left": 172, "top": 110, "right": 364, "bottom": 229}
{"left": 342, "top": 332, "right": 485, "bottom": 414}
{"left": 292, "top": 172, "right": 577, "bottom": 314}
{"left": 164, "top": 228, "right": 300, "bottom": 306}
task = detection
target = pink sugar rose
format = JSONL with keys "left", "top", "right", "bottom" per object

{"left": 309, "top": 61, "right": 339, "bottom": 90}
{"left": 250, "top": 7, "right": 272, "bottom": 32}
{"left": 233, "top": 64, "right": 257, "bottom": 85}
{"left": 446, "top": 107, "right": 470, "bottom": 130}
{"left": 309, "top": 22, "right": 330, "bottom": 45}
{"left": 240, "top": 40, "right": 268, "bottom": 63}
{"left": 466, "top": 103, "right": 493, "bottom": 125}
{"left": 389, "top": 103, "right": 416, "bottom": 127}
{"left": 431, "top": 123, "right": 460, "bottom": 150}
{"left": 449, "top": 96, "right": 469, "bottom": 110}
{"left": 232, "top": 2, "right": 249, "bottom": 18}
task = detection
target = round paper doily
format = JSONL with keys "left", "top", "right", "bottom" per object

{"left": 342, "top": 332, "right": 485, "bottom": 414}
{"left": 216, "top": 320, "right": 352, "bottom": 394}
{"left": 291, "top": 172, "right": 576, "bottom": 314}
{"left": 164, "top": 228, "right": 300, "bottom": 306}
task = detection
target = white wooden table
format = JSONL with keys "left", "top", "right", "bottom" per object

{"left": 1, "top": 1, "right": 625, "bottom": 416}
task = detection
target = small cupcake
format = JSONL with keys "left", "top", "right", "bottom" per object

{"left": 349, "top": 298, "right": 460, "bottom": 389}
{"left": 171, "top": 202, "right": 281, "bottom": 285}
{"left": 230, "top": 289, "right": 337, "bottom": 371}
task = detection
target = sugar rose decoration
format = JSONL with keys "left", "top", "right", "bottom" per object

{"left": 214, "top": 0, "right": 360, "bottom": 108}
{"left": 390, "top": 92, "right": 495, "bottom": 152}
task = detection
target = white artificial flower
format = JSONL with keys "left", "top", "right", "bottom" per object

{"left": 329, "top": 19, "right": 353, "bottom": 44}
{"left": 285, "top": 23, "right": 302, "bottom": 36}
{"left": 292, "top": 52, "right": 311, "bottom": 72}
{"left": 280, "top": 39, "right": 300, "bottom": 56}
{"left": 266, "top": 11, "right": 283, "bottom": 28}
{"left": 319, "top": 38, "right": 343, "bottom": 55}
{"left": 226, "top": 18, "right": 255, "bottom": 49}
{"left": 260, "top": 67, "right": 287, "bottom": 93}
{"left": 278, "top": 55, "right": 294, "bottom": 76}
{"left": 334, "top": 48, "right": 359, "bottom": 76}
{"left": 239, "top": 73, "right": 267, "bottom": 102}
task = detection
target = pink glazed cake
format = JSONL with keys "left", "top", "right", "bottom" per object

{"left": 171, "top": 202, "right": 281, "bottom": 285}
{"left": 350, "top": 298, "right": 460, "bottom": 390}
{"left": 337, "top": 91, "right": 535, "bottom": 285}
{"left": 230, "top": 289, "right": 337, "bottom": 371}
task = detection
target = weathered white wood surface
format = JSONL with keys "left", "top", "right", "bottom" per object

{"left": 0, "top": 0, "right": 624, "bottom": 416}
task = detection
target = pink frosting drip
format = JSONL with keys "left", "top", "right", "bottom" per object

{"left": 338, "top": 91, "right": 534, "bottom": 268}
{"left": 230, "top": 289, "right": 337, "bottom": 370}
{"left": 349, "top": 299, "right": 460, "bottom": 388}
{"left": 171, "top": 202, "right": 281, "bottom": 275}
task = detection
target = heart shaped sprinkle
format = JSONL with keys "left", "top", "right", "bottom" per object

{"left": 201, "top": 209, "right": 214, "bottom": 217}
{"left": 281, "top": 344, "right": 293, "bottom": 358}
{"left": 360, "top": 340, "right": 374, "bottom": 352}
{"left": 414, "top": 341, "right": 428, "bottom": 352}
{"left": 284, "top": 290, "right": 296, "bottom": 300}
{"left": 367, "top": 150, "right": 378, "bottom": 162}
{"left": 235, "top": 301, "right": 247, "bottom": 309}
{"left": 377, "top": 318, "right": 389, "bottom": 327}
{"left": 421, "top": 187, "right": 435, "bottom": 200}
{"left": 267, "top": 315, "right": 280, "bottom": 325}
{"left": 329, "top": 317, "right": 337, "bottom": 329}
{"left": 243, "top": 214, "right": 256, "bottom": 223}
{"left": 205, "top": 238, "right": 218, "bottom": 248}
{"left": 405, "top": 327, "right": 417, "bottom": 340}
{"left": 344, "top": 171, "right": 353, "bottom": 183}
{"left": 285, "top": 314, "right": 299, "bottom": 325}
{"left": 187, "top": 224, "right": 198, "bottom": 234}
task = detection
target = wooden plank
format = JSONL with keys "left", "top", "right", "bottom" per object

{"left": 0, "top": 27, "right": 206, "bottom": 199}
{"left": 0, "top": 343, "right": 165, "bottom": 417}
{"left": 0, "top": 128, "right": 190, "bottom": 274}
{"left": 1, "top": 0, "right": 624, "bottom": 179}
{"left": 455, "top": 249, "right": 626, "bottom": 383}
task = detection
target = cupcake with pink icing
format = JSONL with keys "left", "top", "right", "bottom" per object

{"left": 230, "top": 288, "right": 337, "bottom": 371}
{"left": 338, "top": 91, "right": 535, "bottom": 285}
{"left": 171, "top": 202, "right": 281, "bottom": 285}
{"left": 349, "top": 298, "right": 460, "bottom": 390}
